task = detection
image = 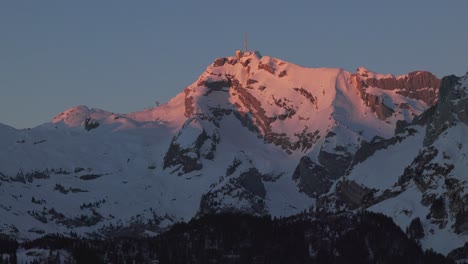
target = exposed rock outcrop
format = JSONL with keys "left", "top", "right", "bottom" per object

{"left": 335, "top": 180, "right": 374, "bottom": 209}
{"left": 352, "top": 70, "right": 440, "bottom": 121}
{"left": 292, "top": 156, "right": 333, "bottom": 197}
{"left": 83, "top": 117, "right": 99, "bottom": 131}
{"left": 258, "top": 59, "right": 276, "bottom": 75}
{"left": 184, "top": 88, "right": 195, "bottom": 118}
{"left": 213, "top": 57, "right": 227, "bottom": 67}
{"left": 318, "top": 148, "right": 352, "bottom": 180}
{"left": 352, "top": 135, "right": 404, "bottom": 166}
{"left": 364, "top": 71, "right": 440, "bottom": 105}
{"left": 163, "top": 119, "right": 219, "bottom": 175}
{"left": 238, "top": 169, "right": 266, "bottom": 199}
{"left": 352, "top": 74, "right": 395, "bottom": 120}
{"left": 198, "top": 167, "right": 268, "bottom": 216}
{"left": 425, "top": 75, "right": 467, "bottom": 146}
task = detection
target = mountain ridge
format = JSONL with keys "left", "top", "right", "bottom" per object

{"left": 2, "top": 52, "right": 467, "bottom": 255}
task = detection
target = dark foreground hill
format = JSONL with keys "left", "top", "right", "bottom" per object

{"left": 0, "top": 212, "right": 455, "bottom": 264}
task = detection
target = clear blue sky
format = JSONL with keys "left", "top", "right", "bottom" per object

{"left": 1, "top": 1, "right": 468, "bottom": 128}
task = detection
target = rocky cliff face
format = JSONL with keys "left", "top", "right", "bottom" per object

{"left": 425, "top": 75, "right": 468, "bottom": 146}
{"left": 363, "top": 70, "right": 440, "bottom": 105}
{"left": 351, "top": 68, "right": 440, "bottom": 120}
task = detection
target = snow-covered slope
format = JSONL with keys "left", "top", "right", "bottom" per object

{"left": 320, "top": 74, "right": 468, "bottom": 254}
{"left": 0, "top": 51, "right": 451, "bottom": 251}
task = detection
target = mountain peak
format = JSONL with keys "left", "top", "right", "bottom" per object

{"left": 5, "top": 52, "right": 468, "bottom": 256}
{"left": 51, "top": 105, "right": 113, "bottom": 128}
{"left": 356, "top": 66, "right": 370, "bottom": 73}
{"left": 52, "top": 105, "right": 90, "bottom": 123}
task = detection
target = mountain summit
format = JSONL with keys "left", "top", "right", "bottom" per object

{"left": 2, "top": 52, "right": 466, "bottom": 254}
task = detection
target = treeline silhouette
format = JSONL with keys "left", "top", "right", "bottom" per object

{"left": 0, "top": 211, "right": 455, "bottom": 264}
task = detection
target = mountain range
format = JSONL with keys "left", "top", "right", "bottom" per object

{"left": 1, "top": 51, "right": 466, "bottom": 256}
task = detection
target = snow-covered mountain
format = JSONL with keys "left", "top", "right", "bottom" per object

{"left": 3, "top": 51, "right": 465, "bottom": 254}
{"left": 319, "top": 74, "right": 468, "bottom": 254}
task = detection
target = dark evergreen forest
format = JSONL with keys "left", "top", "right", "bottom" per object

{"left": 0, "top": 212, "right": 456, "bottom": 264}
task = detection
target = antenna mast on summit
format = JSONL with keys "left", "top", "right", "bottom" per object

{"left": 244, "top": 32, "right": 248, "bottom": 52}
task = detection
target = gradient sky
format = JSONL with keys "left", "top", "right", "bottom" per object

{"left": 1, "top": 1, "right": 468, "bottom": 128}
